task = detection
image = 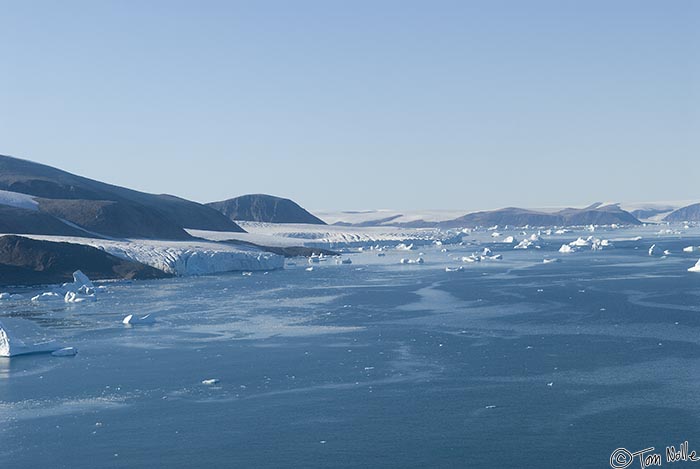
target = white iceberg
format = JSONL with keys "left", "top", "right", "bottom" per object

{"left": 0, "top": 320, "right": 63, "bottom": 357}
{"left": 396, "top": 243, "right": 414, "bottom": 251}
{"left": 543, "top": 258, "right": 560, "bottom": 264}
{"left": 569, "top": 237, "right": 590, "bottom": 247}
{"left": 0, "top": 293, "right": 10, "bottom": 300}
{"left": 649, "top": 244, "right": 656, "bottom": 256}
{"left": 445, "top": 266, "right": 464, "bottom": 272}
{"left": 122, "top": 314, "right": 156, "bottom": 325}
{"left": 514, "top": 239, "right": 533, "bottom": 250}
{"left": 689, "top": 259, "right": 700, "bottom": 273}
{"left": 683, "top": 246, "right": 696, "bottom": 253}
{"left": 65, "top": 291, "right": 96, "bottom": 303}
{"left": 31, "top": 292, "right": 62, "bottom": 302}
{"left": 559, "top": 244, "right": 576, "bottom": 253}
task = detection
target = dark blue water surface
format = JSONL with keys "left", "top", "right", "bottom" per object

{"left": 1, "top": 227, "right": 700, "bottom": 468}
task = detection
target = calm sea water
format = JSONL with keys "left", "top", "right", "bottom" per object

{"left": 1, "top": 227, "right": 700, "bottom": 468}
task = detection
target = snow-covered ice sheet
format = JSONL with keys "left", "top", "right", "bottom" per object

{"left": 227, "top": 222, "right": 464, "bottom": 248}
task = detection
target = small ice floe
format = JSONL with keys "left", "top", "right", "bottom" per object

{"left": 500, "top": 236, "right": 515, "bottom": 244}
{"left": 547, "top": 382, "right": 554, "bottom": 387}
{"left": 663, "top": 250, "right": 671, "bottom": 256}
{"left": 395, "top": 243, "right": 413, "bottom": 251}
{"left": 543, "top": 258, "right": 560, "bottom": 264}
{"left": 481, "top": 248, "right": 493, "bottom": 256}
{"left": 242, "top": 271, "right": 253, "bottom": 276}
{"left": 648, "top": 244, "right": 656, "bottom": 256}
{"left": 488, "top": 254, "right": 503, "bottom": 260}
{"left": 305, "top": 266, "right": 314, "bottom": 272}
{"left": 122, "top": 314, "right": 156, "bottom": 325}
{"left": 569, "top": 237, "right": 591, "bottom": 247}
{"left": 0, "top": 293, "right": 10, "bottom": 300}
{"left": 683, "top": 246, "right": 697, "bottom": 253}
{"left": 485, "top": 405, "right": 497, "bottom": 409}
{"left": 491, "top": 232, "right": 501, "bottom": 238}
{"left": 31, "top": 292, "right": 62, "bottom": 302}
{"left": 461, "top": 255, "right": 481, "bottom": 263}
{"left": 202, "top": 378, "right": 220, "bottom": 385}
{"left": 514, "top": 239, "right": 532, "bottom": 250}
{"left": 400, "top": 257, "right": 424, "bottom": 265}
{"left": 689, "top": 259, "right": 700, "bottom": 273}
{"left": 445, "top": 266, "right": 464, "bottom": 273}
{"left": 558, "top": 244, "right": 576, "bottom": 254}
{"left": 65, "top": 291, "right": 96, "bottom": 303}
{"left": 51, "top": 347, "right": 78, "bottom": 357}
{"left": 555, "top": 229, "right": 570, "bottom": 234}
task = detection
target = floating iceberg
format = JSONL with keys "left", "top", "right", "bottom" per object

{"left": 683, "top": 246, "right": 697, "bottom": 253}
{"left": 514, "top": 239, "right": 533, "bottom": 250}
{"left": 202, "top": 378, "right": 220, "bottom": 385}
{"left": 65, "top": 291, "right": 96, "bottom": 303}
{"left": 0, "top": 293, "right": 10, "bottom": 300}
{"left": 445, "top": 266, "right": 465, "bottom": 272}
{"left": 569, "top": 237, "right": 591, "bottom": 247}
{"left": 0, "top": 320, "right": 62, "bottom": 357}
{"left": 649, "top": 244, "right": 656, "bottom": 256}
{"left": 543, "top": 258, "right": 560, "bottom": 264}
{"left": 31, "top": 292, "right": 62, "bottom": 302}
{"left": 51, "top": 347, "right": 78, "bottom": 357}
{"left": 122, "top": 314, "right": 156, "bottom": 325}
{"left": 559, "top": 244, "right": 576, "bottom": 253}
{"left": 400, "top": 257, "right": 424, "bottom": 265}
{"left": 396, "top": 243, "right": 414, "bottom": 251}
{"left": 689, "top": 259, "right": 700, "bottom": 273}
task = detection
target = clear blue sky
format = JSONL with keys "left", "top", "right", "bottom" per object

{"left": 1, "top": 1, "right": 698, "bottom": 211}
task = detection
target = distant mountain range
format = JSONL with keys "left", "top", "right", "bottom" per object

{"left": 207, "top": 194, "right": 326, "bottom": 225}
{"left": 0, "top": 154, "right": 243, "bottom": 239}
{"left": 438, "top": 203, "right": 642, "bottom": 228}
{"left": 664, "top": 203, "right": 700, "bottom": 222}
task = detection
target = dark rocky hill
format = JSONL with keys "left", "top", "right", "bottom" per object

{"left": 208, "top": 194, "right": 325, "bottom": 225}
{"left": 0, "top": 154, "right": 244, "bottom": 239}
{"left": 440, "top": 204, "right": 641, "bottom": 228}
{"left": 0, "top": 235, "right": 169, "bottom": 286}
{"left": 664, "top": 203, "right": 700, "bottom": 222}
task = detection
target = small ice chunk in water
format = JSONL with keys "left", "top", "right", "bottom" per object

{"left": 65, "top": 291, "right": 96, "bottom": 303}
{"left": 305, "top": 266, "right": 314, "bottom": 271}
{"left": 558, "top": 245, "right": 575, "bottom": 254}
{"left": 0, "top": 293, "right": 10, "bottom": 300}
{"left": 649, "top": 244, "right": 656, "bottom": 256}
{"left": 683, "top": 246, "right": 696, "bottom": 253}
{"left": 689, "top": 259, "right": 700, "bottom": 273}
{"left": 31, "top": 292, "right": 62, "bottom": 302}
{"left": 202, "top": 378, "right": 220, "bottom": 385}
{"left": 543, "top": 258, "right": 560, "bottom": 264}
{"left": 51, "top": 347, "right": 78, "bottom": 357}
{"left": 122, "top": 314, "right": 156, "bottom": 325}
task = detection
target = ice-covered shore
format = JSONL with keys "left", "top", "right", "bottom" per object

{"left": 7, "top": 235, "right": 284, "bottom": 276}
